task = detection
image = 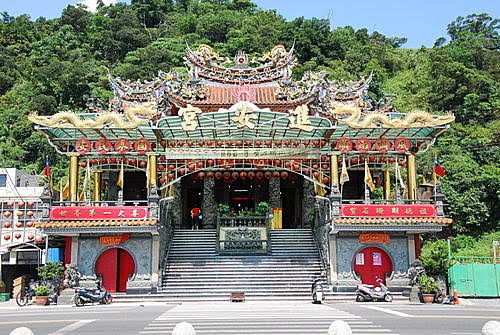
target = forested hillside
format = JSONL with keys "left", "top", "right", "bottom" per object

{"left": 0, "top": 0, "right": 498, "bottom": 236}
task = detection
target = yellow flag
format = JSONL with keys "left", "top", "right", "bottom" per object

{"left": 364, "top": 161, "right": 376, "bottom": 192}
{"left": 340, "top": 156, "right": 350, "bottom": 185}
{"left": 117, "top": 162, "right": 124, "bottom": 189}
{"left": 314, "top": 172, "right": 326, "bottom": 196}
{"left": 61, "top": 180, "right": 70, "bottom": 201}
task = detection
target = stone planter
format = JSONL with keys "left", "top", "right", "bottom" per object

{"left": 422, "top": 293, "right": 434, "bottom": 303}
{"left": 35, "top": 296, "right": 49, "bottom": 306}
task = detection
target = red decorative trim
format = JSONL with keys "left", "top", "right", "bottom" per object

{"left": 134, "top": 138, "right": 151, "bottom": 154}
{"left": 114, "top": 138, "right": 131, "bottom": 154}
{"left": 75, "top": 138, "right": 91, "bottom": 154}
{"left": 394, "top": 138, "right": 410, "bottom": 153}
{"left": 95, "top": 138, "right": 112, "bottom": 154}
{"left": 374, "top": 138, "right": 391, "bottom": 153}
{"left": 355, "top": 138, "right": 372, "bottom": 153}
{"left": 336, "top": 138, "right": 353, "bottom": 153}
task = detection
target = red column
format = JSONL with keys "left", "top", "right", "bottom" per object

{"left": 414, "top": 234, "right": 421, "bottom": 259}
{"left": 64, "top": 236, "right": 72, "bottom": 265}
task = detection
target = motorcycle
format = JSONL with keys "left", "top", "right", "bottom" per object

{"left": 71, "top": 279, "right": 112, "bottom": 306}
{"left": 433, "top": 288, "right": 456, "bottom": 304}
{"left": 311, "top": 275, "right": 326, "bottom": 304}
{"left": 356, "top": 278, "right": 393, "bottom": 302}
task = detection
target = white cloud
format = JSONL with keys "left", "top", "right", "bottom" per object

{"left": 79, "top": 0, "right": 117, "bottom": 12}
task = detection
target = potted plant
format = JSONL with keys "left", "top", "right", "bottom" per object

{"left": 38, "top": 262, "right": 64, "bottom": 280}
{"left": 418, "top": 274, "right": 439, "bottom": 303}
{"left": 34, "top": 285, "right": 49, "bottom": 305}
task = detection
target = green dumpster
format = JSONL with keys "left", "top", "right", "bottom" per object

{"left": 0, "top": 293, "right": 10, "bottom": 302}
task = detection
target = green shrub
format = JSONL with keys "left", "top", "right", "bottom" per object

{"left": 37, "top": 262, "right": 64, "bottom": 280}
{"left": 420, "top": 239, "right": 450, "bottom": 276}
{"left": 255, "top": 202, "right": 270, "bottom": 215}
{"left": 34, "top": 285, "right": 49, "bottom": 296}
{"left": 418, "top": 274, "right": 439, "bottom": 294}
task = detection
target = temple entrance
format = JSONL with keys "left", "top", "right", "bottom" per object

{"left": 281, "top": 177, "right": 303, "bottom": 228}
{"left": 95, "top": 248, "right": 135, "bottom": 293}
{"left": 123, "top": 171, "right": 147, "bottom": 204}
{"left": 353, "top": 247, "right": 393, "bottom": 285}
{"left": 214, "top": 177, "right": 269, "bottom": 215}
{"left": 182, "top": 175, "right": 203, "bottom": 229}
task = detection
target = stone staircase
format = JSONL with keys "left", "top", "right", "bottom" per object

{"left": 158, "top": 229, "right": 323, "bottom": 301}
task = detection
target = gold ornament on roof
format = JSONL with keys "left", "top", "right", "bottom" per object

{"left": 28, "top": 102, "right": 157, "bottom": 129}
{"left": 328, "top": 102, "right": 455, "bottom": 128}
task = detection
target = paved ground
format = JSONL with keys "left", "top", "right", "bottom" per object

{"left": 0, "top": 298, "right": 498, "bottom": 335}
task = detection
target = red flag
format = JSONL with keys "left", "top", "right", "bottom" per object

{"left": 434, "top": 160, "right": 446, "bottom": 177}
{"left": 42, "top": 156, "right": 51, "bottom": 179}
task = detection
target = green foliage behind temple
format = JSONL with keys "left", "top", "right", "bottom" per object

{"left": 0, "top": 2, "right": 497, "bottom": 236}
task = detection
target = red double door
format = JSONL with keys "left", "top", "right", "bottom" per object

{"left": 353, "top": 247, "right": 393, "bottom": 286}
{"left": 95, "top": 248, "right": 135, "bottom": 293}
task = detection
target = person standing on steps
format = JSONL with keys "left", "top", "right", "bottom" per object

{"left": 190, "top": 206, "right": 201, "bottom": 230}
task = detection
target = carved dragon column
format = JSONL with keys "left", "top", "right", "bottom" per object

{"left": 268, "top": 178, "right": 281, "bottom": 209}
{"left": 202, "top": 178, "right": 216, "bottom": 229}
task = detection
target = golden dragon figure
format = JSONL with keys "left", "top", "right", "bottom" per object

{"left": 328, "top": 102, "right": 455, "bottom": 128}
{"left": 28, "top": 103, "right": 157, "bottom": 129}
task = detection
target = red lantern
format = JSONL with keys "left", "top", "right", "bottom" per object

{"left": 198, "top": 172, "right": 205, "bottom": 179}
{"left": 215, "top": 172, "right": 223, "bottom": 179}
{"left": 216, "top": 141, "right": 223, "bottom": 147}
{"left": 274, "top": 159, "right": 281, "bottom": 166}
{"left": 196, "top": 161, "right": 203, "bottom": 169}
{"left": 313, "top": 172, "right": 320, "bottom": 179}
{"left": 16, "top": 211, "right": 23, "bottom": 217}
{"left": 139, "top": 160, "right": 147, "bottom": 168}
{"left": 18, "top": 201, "right": 25, "bottom": 207}
{"left": 6, "top": 201, "right": 14, "bottom": 207}
{"left": 313, "top": 140, "right": 320, "bottom": 147}
{"left": 303, "top": 140, "right": 310, "bottom": 147}
{"left": 205, "top": 140, "right": 213, "bottom": 147}
{"left": 26, "top": 221, "right": 34, "bottom": 227}
{"left": 312, "top": 164, "right": 319, "bottom": 170}
{"left": 248, "top": 171, "right": 255, "bottom": 179}
{"left": 322, "top": 176, "right": 330, "bottom": 184}
{"left": 206, "top": 171, "right": 214, "bottom": 178}
{"left": 303, "top": 168, "right": 310, "bottom": 175}
{"left": 3, "top": 235, "right": 10, "bottom": 241}
{"left": 223, "top": 172, "right": 231, "bottom": 180}
{"left": 167, "top": 173, "right": 174, "bottom": 179}
{"left": 158, "top": 165, "right": 165, "bottom": 172}
{"left": 245, "top": 140, "right": 252, "bottom": 146}
{"left": 255, "top": 140, "right": 262, "bottom": 147}
{"left": 14, "top": 233, "right": 21, "bottom": 239}
{"left": 100, "top": 158, "right": 108, "bottom": 164}
{"left": 274, "top": 140, "right": 282, "bottom": 147}
{"left": 207, "top": 160, "right": 214, "bottom": 166}
{"left": 178, "top": 169, "right": 185, "bottom": 175}
{"left": 322, "top": 164, "right": 329, "bottom": 171}
{"left": 160, "top": 140, "right": 167, "bottom": 148}
{"left": 90, "top": 159, "right": 98, "bottom": 165}
{"left": 27, "top": 234, "right": 34, "bottom": 240}
{"left": 80, "top": 161, "right": 87, "bottom": 168}
{"left": 236, "top": 140, "right": 243, "bottom": 147}
{"left": 26, "top": 210, "right": 34, "bottom": 217}
{"left": 280, "top": 171, "right": 289, "bottom": 179}
{"left": 187, "top": 140, "right": 194, "bottom": 147}
{"left": 321, "top": 140, "right": 327, "bottom": 147}
{"left": 128, "top": 159, "right": 136, "bottom": 165}
{"left": 177, "top": 141, "right": 184, "bottom": 147}
{"left": 240, "top": 172, "right": 247, "bottom": 179}
{"left": 284, "top": 161, "right": 291, "bottom": 169}
{"left": 264, "top": 171, "right": 272, "bottom": 179}
{"left": 265, "top": 140, "right": 272, "bottom": 147}
{"left": 3, "top": 222, "right": 11, "bottom": 228}
{"left": 167, "top": 164, "right": 175, "bottom": 171}
{"left": 36, "top": 237, "right": 44, "bottom": 243}
{"left": 321, "top": 156, "right": 328, "bottom": 162}
{"left": 256, "top": 172, "right": 264, "bottom": 180}
{"left": 231, "top": 172, "right": 239, "bottom": 179}
{"left": 369, "top": 156, "right": 376, "bottom": 162}
{"left": 169, "top": 141, "right": 176, "bottom": 147}
{"left": 197, "top": 140, "right": 204, "bottom": 147}
{"left": 109, "top": 157, "right": 117, "bottom": 164}
{"left": 389, "top": 157, "right": 396, "bottom": 163}
{"left": 273, "top": 171, "right": 280, "bottom": 178}
{"left": 284, "top": 140, "right": 291, "bottom": 147}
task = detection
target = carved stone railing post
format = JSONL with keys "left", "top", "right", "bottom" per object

{"left": 434, "top": 183, "right": 445, "bottom": 217}
{"left": 40, "top": 185, "right": 52, "bottom": 221}
{"left": 148, "top": 184, "right": 160, "bottom": 219}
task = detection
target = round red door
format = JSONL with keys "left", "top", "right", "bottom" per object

{"left": 353, "top": 247, "right": 393, "bottom": 286}
{"left": 95, "top": 248, "right": 135, "bottom": 293}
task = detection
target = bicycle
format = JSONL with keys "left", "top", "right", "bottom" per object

{"left": 15, "top": 280, "right": 37, "bottom": 307}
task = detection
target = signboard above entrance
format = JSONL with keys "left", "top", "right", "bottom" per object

{"left": 341, "top": 204, "right": 436, "bottom": 218}
{"left": 50, "top": 206, "right": 149, "bottom": 220}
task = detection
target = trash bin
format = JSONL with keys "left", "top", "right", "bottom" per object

{"left": 0, "top": 293, "right": 10, "bottom": 302}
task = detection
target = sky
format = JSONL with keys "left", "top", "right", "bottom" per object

{"left": 1, "top": 0, "right": 498, "bottom": 48}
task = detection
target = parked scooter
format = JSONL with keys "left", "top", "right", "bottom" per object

{"left": 433, "top": 288, "right": 456, "bottom": 304}
{"left": 71, "top": 278, "right": 112, "bottom": 306}
{"left": 311, "top": 275, "right": 326, "bottom": 304}
{"left": 356, "top": 278, "right": 393, "bottom": 302}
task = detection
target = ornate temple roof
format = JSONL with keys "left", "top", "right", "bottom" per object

{"left": 28, "top": 44, "right": 455, "bottom": 155}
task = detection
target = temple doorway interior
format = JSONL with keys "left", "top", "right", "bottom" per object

{"left": 123, "top": 171, "right": 147, "bottom": 203}
{"left": 281, "top": 176, "right": 303, "bottom": 228}
{"left": 182, "top": 175, "right": 203, "bottom": 229}
{"left": 95, "top": 248, "right": 135, "bottom": 293}
{"left": 214, "top": 177, "right": 269, "bottom": 215}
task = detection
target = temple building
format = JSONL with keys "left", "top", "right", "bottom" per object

{"left": 28, "top": 45, "right": 453, "bottom": 297}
